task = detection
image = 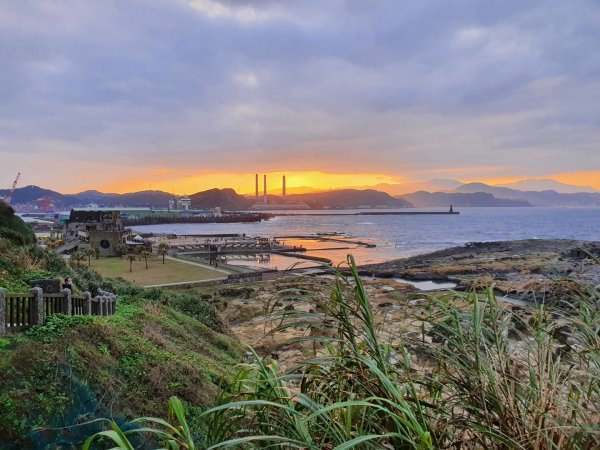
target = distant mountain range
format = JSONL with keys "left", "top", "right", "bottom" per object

{"left": 496, "top": 179, "right": 598, "bottom": 194}
{"left": 344, "top": 179, "right": 463, "bottom": 196}
{"left": 286, "top": 189, "right": 411, "bottom": 209}
{"left": 2, "top": 180, "right": 600, "bottom": 210}
{"left": 346, "top": 178, "right": 598, "bottom": 196}
{"left": 399, "top": 191, "right": 531, "bottom": 207}
{"left": 455, "top": 183, "right": 600, "bottom": 207}
{"left": 0, "top": 185, "right": 174, "bottom": 208}
{"left": 0, "top": 186, "right": 411, "bottom": 210}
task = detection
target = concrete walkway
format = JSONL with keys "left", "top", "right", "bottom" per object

{"left": 144, "top": 277, "right": 227, "bottom": 288}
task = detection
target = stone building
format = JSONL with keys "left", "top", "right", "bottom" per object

{"left": 65, "top": 210, "right": 128, "bottom": 256}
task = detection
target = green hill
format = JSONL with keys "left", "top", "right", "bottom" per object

{"left": 0, "top": 242, "right": 242, "bottom": 449}
{"left": 0, "top": 202, "right": 35, "bottom": 245}
{"left": 190, "top": 188, "right": 252, "bottom": 210}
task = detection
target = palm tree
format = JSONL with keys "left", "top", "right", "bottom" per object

{"left": 134, "top": 245, "right": 144, "bottom": 261}
{"left": 70, "top": 251, "right": 85, "bottom": 267}
{"left": 127, "top": 254, "right": 136, "bottom": 273}
{"left": 141, "top": 249, "right": 150, "bottom": 269}
{"left": 157, "top": 242, "right": 169, "bottom": 264}
{"left": 115, "top": 243, "right": 128, "bottom": 260}
{"left": 85, "top": 248, "right": 95, "bottom": 266}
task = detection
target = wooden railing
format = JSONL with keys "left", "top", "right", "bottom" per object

{"left": 44, "top": 293, "right": 66, "bottom": 316}
{"left": 5, "top": 293, "right": 33, "bottom": 333}
{"left": 0, "top": 288, "right": 117, "bottom": 335}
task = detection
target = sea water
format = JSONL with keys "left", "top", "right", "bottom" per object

{"left": 133, "top": 207, "right": 600, "bottom": 266}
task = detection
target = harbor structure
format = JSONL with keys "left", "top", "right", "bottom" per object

{"left": 178, "top": 196, "right": 191, "bottom": 211}
{"left": 168, "top": 196, "right": 192, "bottom": 210}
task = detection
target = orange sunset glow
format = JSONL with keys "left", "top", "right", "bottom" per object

{"left": 92, "top": 169, "right": 600, "bottom": 196}
{"left": 99, "top": 171, "right": 406, "bottom": 195}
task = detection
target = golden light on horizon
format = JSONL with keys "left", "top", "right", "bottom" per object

{"left": 99, "top": 170, "right": 405, "bottom": 195}
{"left": 89, "top": 168, "right": 600, "bottom": 195}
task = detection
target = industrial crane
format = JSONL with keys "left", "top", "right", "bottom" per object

{"left": 6, "top": 172, "right": 20, "bottom": 205}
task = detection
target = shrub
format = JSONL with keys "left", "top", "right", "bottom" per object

{"left": 0, "top": 203, "right": 35, "bottom": 245}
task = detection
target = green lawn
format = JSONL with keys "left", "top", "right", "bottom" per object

{"left": 88, "top": 256, "right": 226, "bottom": 286}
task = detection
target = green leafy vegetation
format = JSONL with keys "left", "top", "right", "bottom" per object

{"left": 0, "top": 202, "right": 35, "bottom": 245}
{"left": 0, "top": 239, "right": 242, "bottom": 449}
{"left": 2, "top": 228, "right": 599, "bottom": 448}
{"left": 85, "top": 256, "right": 599, "bottom": 449}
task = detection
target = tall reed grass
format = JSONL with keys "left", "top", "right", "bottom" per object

{"left": 85, "top": 255, "right": 600, "bottom": 449}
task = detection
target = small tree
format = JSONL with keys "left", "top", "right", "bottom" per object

{"left": 141, "top": 249, "right": 150, "bottom": 269}
{"left": 85, "top": 248, "right": 95, "bottom": 266}
{"left": 134, "top": 245, "right": 144, "bottom": 261}
{"left": 115, "top": 244, "right": 128, "bottom": 260}
{"left": 70, "top": 251, "right": 85, "bottom": 267}
{"left": 157, "top": 242, "right": 169, "bottom": 264}
{"left": 127, "top": 254, "right": 136, "bottom": 273}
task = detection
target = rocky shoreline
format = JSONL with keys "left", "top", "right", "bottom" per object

{"left": 360, "top": 239, "right": 600, "bottom": 304}
{"left": 171, "top": 239, "right": 600, "bottom": 370}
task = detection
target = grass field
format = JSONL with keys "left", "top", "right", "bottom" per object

{"left": 87, "top": 256, "right": 226, "bottom": 286}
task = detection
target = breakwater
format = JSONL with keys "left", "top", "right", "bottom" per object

{"left": 273, "top": 210, "right": 459, "bottom": 216}
{"left": 123, "top": 213, "right": 273, "bottom": 226}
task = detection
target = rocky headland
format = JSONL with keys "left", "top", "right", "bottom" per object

{"left": 362, "top": 239, "right": 600, "bottom": 304}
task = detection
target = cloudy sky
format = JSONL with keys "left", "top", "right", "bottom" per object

{"left": 1, "top": 0, "right": 599, "bottom": 194}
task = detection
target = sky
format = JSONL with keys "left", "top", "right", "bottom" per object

{"left": 1, "top": 0, "right": 599, "bottom": 194}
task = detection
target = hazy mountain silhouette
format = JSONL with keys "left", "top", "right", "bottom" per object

{"left": 3, "top": 182, "right": 600, "bottom": 210}
{"left": 399, "top": 191, "right": 530, "bottom": 207}
{"left": 288, "top": 189, "right": 412, "bottom": 208}
{"left": 190, "top": 188, "right": 252, "bottom": 210}
{"left": 495, "top": 179, "right": 598, "bottom": 194}
{"left": 455, "top": 183, "right": 600, "bottom": 206}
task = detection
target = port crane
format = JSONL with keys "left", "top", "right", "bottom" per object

{"left": 5, "top": 172, "right": 20, "bottom": 205}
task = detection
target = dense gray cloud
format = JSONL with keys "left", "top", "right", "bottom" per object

{"left": 0, "top": 0, "right": 599, "bottom": 190}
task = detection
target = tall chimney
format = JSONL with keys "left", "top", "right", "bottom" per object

{"left": 263, "top": 174, "right": 267, "bottom": 204}
{"left": 255, "top": 174, "right": 259, "bottom": 202}
{"left": 282, "top": 175, "right": 286, "bottom": 202}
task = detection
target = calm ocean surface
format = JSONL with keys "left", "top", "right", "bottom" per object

{"left": 133, "top": 207, "right": 600, "bottom": 265}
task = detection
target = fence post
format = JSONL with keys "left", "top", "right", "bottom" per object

{"left": 62, "top": 289, "right": 72, "bottom": 315}
{"left": 102, "top": 296, "right": 109, "bottom": 316}
{"left": 83, "top": 292, "right": 92, "bottom": 315}
{"left": 0, "top": 288, "right": 6, "bottom": 335}
{"left": 29, "top": 287, "right": 45, "bottom": 326}
{"left": 97, "top": 297, "right": 105, "bottom": 316}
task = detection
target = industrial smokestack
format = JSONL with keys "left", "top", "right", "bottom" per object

{"left": 263, "top": 174, "right": 267, "bottom": 204}
{"left": 255, "top": 174, "right": 259, "bottom": 202}
{"left": 282, "top": 175, "right": 286, "bottom": 202}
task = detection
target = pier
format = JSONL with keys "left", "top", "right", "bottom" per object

{"left": 272, "top": 210, "right": 459, "bottom": 216}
